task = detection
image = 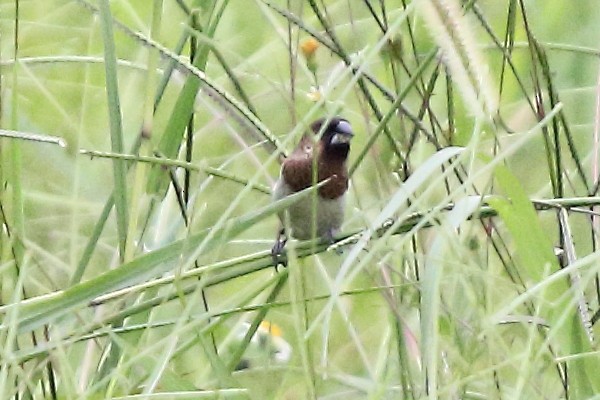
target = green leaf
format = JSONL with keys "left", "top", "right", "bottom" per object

{"left": 99, "top": 0, "right": 129, "bottom": 259}
{"left": 488, "top": 164, "right": 600, "bottom": 398}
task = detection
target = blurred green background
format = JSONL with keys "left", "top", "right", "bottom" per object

{"left": 2, "top": 0, "right": 600, "bottom": 399}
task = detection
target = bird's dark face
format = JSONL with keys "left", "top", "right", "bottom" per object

{"left": 310, "top": 117, "right": 354, "bottom": 160}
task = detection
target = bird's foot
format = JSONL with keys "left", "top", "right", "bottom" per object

{"left": 271, "top": 229, "right": 288, "bottom": 270}
{"left": 325, "top": 229, "right": 344, "bottom": 255}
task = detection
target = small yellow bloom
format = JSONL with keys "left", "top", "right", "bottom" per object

{"left": 300, "top": 37, "right": 319, "bottom": 59}
{"left": 259, "top": 321, "right": 282, "bottom": 337}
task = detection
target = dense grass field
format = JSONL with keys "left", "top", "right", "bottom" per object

{"left": 1, "top": 0, "right": 600, "bottom": 398}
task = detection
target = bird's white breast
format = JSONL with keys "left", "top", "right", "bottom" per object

{"left": 272, "top": 177, "right": 345, "bottom": 240}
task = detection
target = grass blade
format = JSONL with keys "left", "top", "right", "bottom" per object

{"left": 98, "top": 0, "right": 129, "bottom": 259}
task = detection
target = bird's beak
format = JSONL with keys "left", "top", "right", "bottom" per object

{"left": 331, "top": 120, "right": 354, "bottom": 145}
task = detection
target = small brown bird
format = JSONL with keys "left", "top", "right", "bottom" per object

{"left": 271, "top": 117, "right": 354, "bottom": 265}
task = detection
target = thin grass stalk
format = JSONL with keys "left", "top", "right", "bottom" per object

{"left": 263, "top": 0, "right": 396, "bottom": 101}
{"left": 98, "top": 0, "right": 129, "bottom": 260}
{"left": 265, "top": 0, "right": 436, "bottom": 142}
{"left": 398, "top": 0, "right": 430, "bottom": 95}
{"left": 70, "top": 29, "right": 190, "bottom": 286}
{"left": 227, "top": 272, "right": 289, "bottom": 370}
{"left": 184, "top": 12, "right": 197, "bottom": 206}
{"left": 78, "top": 0, "right": 285, "bottom": 164}
{"left": 307, "top": 0, "right": 404, "bottom": 160}
{"left": 5, "top": 3, "right": 54, "bottom": 398}
{"left": 557, "top": 208, "right": 594, "bottom": 344}
{"left": 418, "top": 0, "right": 498, "bottom": 121}
{"left": 350, "top": 50, "right": 437, "bottom": 176}
{"left": 184, "top": 23, "right": 260, "bottom": 115}
{"left": 17, "top": 281, "right": 411, "bottom": 364}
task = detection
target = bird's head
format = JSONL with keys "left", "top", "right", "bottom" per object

{"left": 310, "top": 117, "right": 354, "bottom": 160}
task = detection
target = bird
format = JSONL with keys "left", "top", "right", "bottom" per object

{"left": 271, "top": 116, "right": 354, "bottom": 266}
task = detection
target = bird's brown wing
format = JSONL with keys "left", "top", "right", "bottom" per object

{"left": 281, "top": 135, "right": 314, "bottom": 192}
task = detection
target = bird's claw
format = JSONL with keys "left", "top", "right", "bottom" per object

{"left": 271, "top": 229, "right": 288, "bottom": 270}
{"left": 271, "top": 243, "right": 287, "bottom": 270}
{"left": 325, "top": 229, "right": 344, "bottom": 255}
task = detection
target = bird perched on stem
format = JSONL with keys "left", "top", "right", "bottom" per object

{"left": 271, "top": 117, "right": 354, "bottom": 266}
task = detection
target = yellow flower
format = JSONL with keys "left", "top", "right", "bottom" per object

{"left": 300, "top": 37, "right": 319, "bottom": 59}
{"left": 259, "top": 321, "right": 282, "bottom": 337}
